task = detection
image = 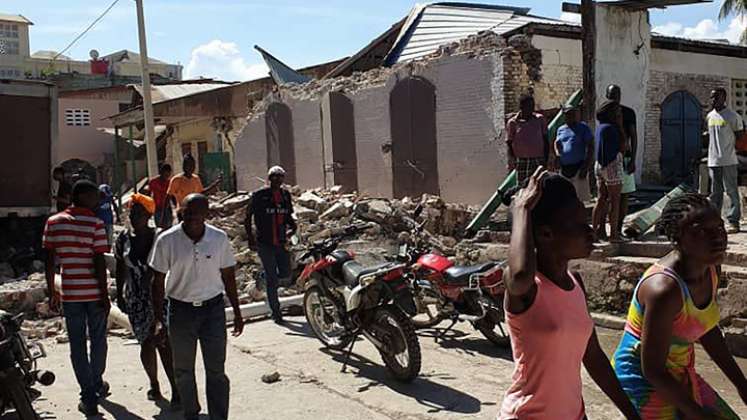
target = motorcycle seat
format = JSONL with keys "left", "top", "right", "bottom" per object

{"left": 342, "top": 261, "right": 395, "bottom": 287}
{"left": 443, "top": 262, "right": 496, "bottom": 285}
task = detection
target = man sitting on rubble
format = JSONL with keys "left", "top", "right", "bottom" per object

{"left": 506, "top": 94, "right": 549, "bottom": 184}
{"left": 166, "top": 153, "right": 223, "bottom": 220}
{"left": 245, "top": 166, "right": 297, "bottom": 324}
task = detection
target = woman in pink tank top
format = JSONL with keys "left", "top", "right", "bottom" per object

{"left": 499, "top": 169, "right": 640, "bottom": 420}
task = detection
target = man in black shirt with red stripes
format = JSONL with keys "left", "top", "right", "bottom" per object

{"left": 244, "top": 166, "right": 297, "bottom": 324}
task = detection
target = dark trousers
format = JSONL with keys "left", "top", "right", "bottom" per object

{"left": 168, "top": 296, "right": 229, "bottom": 420}
{"left": 154, "top": 206, "right": 173, "bottom": 228}
{"left": 257, "top": 243, "right": 290, "bottom": 318}
{"left": 62, "top": 301, "right": 108, "bottom": 405}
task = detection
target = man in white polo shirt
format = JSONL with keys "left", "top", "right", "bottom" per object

{"left": 149, "top": 193, "right": 243, "bottom": 420}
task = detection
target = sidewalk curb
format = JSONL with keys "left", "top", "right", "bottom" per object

{"left": 591, "top": 312, "right": 626, "bottom": 330}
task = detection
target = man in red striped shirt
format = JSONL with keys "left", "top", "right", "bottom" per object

{"left": 43, "top": 180, "right": 111, "bottom": 416}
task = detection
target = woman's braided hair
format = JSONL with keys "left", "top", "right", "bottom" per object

{"left": 656, "top": 192, "right": 713, "bottom": 243}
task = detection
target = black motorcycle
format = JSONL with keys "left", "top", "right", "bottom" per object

{"left": 0, "top": 310, "right": 55, "bottom": 420}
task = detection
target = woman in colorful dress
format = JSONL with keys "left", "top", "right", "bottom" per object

{"left": 613, "top": 193, "right": 747, "bottom": 419}
{"left": 114, "top": 194, "right": 180, "bottom": 407}
{"left": 499, "top": 168, "right": 639, "bottom": 419}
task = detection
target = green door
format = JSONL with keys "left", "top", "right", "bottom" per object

{"left": 201, "top": 152, "right": 233, "bottom": 192}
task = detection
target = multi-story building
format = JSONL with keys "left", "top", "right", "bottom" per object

{"left": 0, "top": 12, "right": 182, "bottom": 80}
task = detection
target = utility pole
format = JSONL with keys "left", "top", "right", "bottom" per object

{"left": 135, "top": 0, "right": 158, "bottom": 179}
{"left": 580, "top": 0, "right": 596, "bottom": 125}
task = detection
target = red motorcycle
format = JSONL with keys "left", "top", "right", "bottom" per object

{"left": 398, "top": 209, "right": 509, "bottom": 347}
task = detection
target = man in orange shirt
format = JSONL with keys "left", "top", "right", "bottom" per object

{"left": 167, "top": 154, "right": 223, "bottom": 217}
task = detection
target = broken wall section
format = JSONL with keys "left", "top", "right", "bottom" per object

{"left": 234, "top": 32, "right": 512, "bottom": 205}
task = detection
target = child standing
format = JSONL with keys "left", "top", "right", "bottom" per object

{"left": 499, "top": 168, "right": 639, "bottom": 419}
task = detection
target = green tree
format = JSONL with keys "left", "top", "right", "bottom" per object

{"left": 720, "top": 0, "right": 747, "bottom": 44}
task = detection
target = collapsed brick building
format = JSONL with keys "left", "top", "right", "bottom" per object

{"left": 233, "top": 2, "right": 747, "bottom": 205}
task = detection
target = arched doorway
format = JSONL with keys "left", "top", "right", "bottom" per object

{"left": 660, "top": 91, "right": 702, "bottom": 186}
{"left": 265, "top": 102, "right": 296, "bottom": 185}
{"left": 389, "top": 76, "right": 439, "bottom": 198}
{"left": 327, "top": 92, "right": 358, "bottom": 193}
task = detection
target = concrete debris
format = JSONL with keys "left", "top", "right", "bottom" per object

{"left": 297, "top": 191, "right": 328, "bottom": 211}
{"left": 261, "top": 371, "right": 281, "bottom": 384}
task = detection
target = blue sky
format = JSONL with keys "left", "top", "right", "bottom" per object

{"left": 3, "top": 0, "right": 743, "bottom": 81}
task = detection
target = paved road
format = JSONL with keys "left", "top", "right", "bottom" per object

{"left": 16, "top": 317, "right": 747, "bottom": 419}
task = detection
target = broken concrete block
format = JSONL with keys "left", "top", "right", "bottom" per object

{"left": 236, "top": 250, "right": 257, "bottom": 265}
{"left": 56, "top": 334, "right": 69, "bottom": 344}
{"left": 295, "top": 206, "right": 319, "bottom": 222}
{"left": 298, "top": 192, "right": 327, "bottom": 211}
{"left": 320, "top": 201, "right": 352, "bottom": 221}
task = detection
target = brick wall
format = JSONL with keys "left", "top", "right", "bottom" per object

{"left": 643, "top": 70, "right": 728, "bottom": 183}
{"left": 234, "top": 116, "right": 268, "bottom": 192}
{"left": 286, "top": 96, "right": 325, "bottom": 190}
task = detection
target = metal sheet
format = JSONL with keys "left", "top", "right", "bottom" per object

{"left": 387, "top": 3, "right": 559, "bottom": 65}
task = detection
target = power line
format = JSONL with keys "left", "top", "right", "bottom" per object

{"left": 52, "top": 0, "right": 122, "bottom": 62}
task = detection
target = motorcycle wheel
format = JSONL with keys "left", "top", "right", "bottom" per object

{"left": 474, "top": 305, "right": 510, "bottom": 348}
{"left": 304, "top": 286, "right": 352, "bottom": 350}
{"left": 4, "top": 368, "right": 39, "bottom": 420}
{"left": 372, "top": 305, "right": 421, "bottom": 383}
{"left": 410, "top": 286, "right": 446, "bottom": 329}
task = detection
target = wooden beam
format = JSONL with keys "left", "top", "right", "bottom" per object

{"left": 581, "top": 0, "right": 596, "bottom": 125}
{"left": 562, "top": 2, "right": 582, "bottom": 13}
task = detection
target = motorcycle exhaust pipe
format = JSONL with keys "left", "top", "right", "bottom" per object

{"left": 34, "top": 370, "right": 55, "bottom": 386}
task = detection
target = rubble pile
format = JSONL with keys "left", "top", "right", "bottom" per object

{"left": 206, "top": 188, "right": 483, "bottom": 304}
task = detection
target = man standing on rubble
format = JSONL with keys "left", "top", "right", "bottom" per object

{"left": 506, "top": 94, "right": 549, "bottom": 184}
{"left": 149, "top": 193, "right": 244, "bottom": 420}
{"left": 167, "top": 154, "right": 223, "bottom": 219}
{"left": 43, "top": 180, "right": 111, "bottom": 416}
{"left": 707, "top": 87, "right": 744, "bottom": 233}
{"left": 245, "top": 166, "right": 297, "bottom": 324}
{"left": 606, "top": 85, "right": 638, "bottom": 238}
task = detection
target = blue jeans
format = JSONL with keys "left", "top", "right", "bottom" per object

{"left": 710, "top": 165, "right": 742, "bottom": 225}
{"left": 257, "top": 244, "right": 290, "bottom": 318}
{"left": 62, "top": 301, "right": 108, "bottom": 405}
{"left": 168, "top": 297, "right": 229, "bottom": 420}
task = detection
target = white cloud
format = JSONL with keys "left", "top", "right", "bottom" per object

{"left": 559, "top": 12, "right": 581, "bottom": 24}
{"left": 185, "top": 40, "right": 269, "bottom": 82}
{"left": 653, "top": 16, "right": 747, "bottom": 44}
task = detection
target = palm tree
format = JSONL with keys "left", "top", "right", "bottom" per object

{"left": 719, "top": 0, "right": 747, "bottom": 45}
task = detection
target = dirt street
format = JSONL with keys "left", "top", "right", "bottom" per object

{"left": 19, "top": 318, "right": 747, "bottom": 420}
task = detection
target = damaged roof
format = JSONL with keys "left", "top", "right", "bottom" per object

{"left": 386, "top": 2, "right": 559, "bottom": 65}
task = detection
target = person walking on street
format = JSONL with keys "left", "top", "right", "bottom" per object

{"left": 148, "top": 164, "right": 174, "bottom": 228}
{"left": 613, "top": 193, "right": 746, "bottom": 418}
{"left": 52, "top": 166, "right": 72, "bottom": 213}
{"left": 607, "top": 85, "right": 639, "bottom": 238}
{"left": 96, "top": 184, "right": 118, "bottom": 246}
{"left": 506, "top": 94, "right": 549, "bottom": 184}
{"left": 244, "top": 166, "right": 297, "bottom": 324}
{"left": 707, "top": 88, "right": 744, "bottom": 234}
{"left": 167, "top": 154, "right": 223, "bottom": 220}
{"left": 43, "top": 180, "right": 111, "bottom": 416}
{"left": 114, "top": 193, "right": 179, "bottom": 408}
{"left": 499, "top": 169, "right": 639, "bottom": 420}
{"left": 149, "top": 193, "right": 244, "bottom": 420}
{"left": 592, "top": 101, "right": 626, "bottom": 243}
{"left": 554, "top": 104, "right": 594, "bottom": 202}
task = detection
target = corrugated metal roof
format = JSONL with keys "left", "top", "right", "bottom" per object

{"left": 386, "top": 3, "right": 558, "bottom": 65}
{"left": 0, "top": 13, "right": 33, "bottom": 25}
{"left": 254, "top": 45, "right": 310, "bottom": 85}
{"left": 131, "top": 83, "right": 231, "bottom": 103}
